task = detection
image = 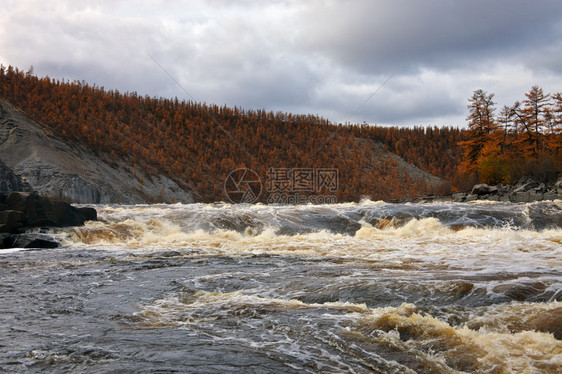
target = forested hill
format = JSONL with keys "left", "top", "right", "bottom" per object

{"left": 0, "top": 65, "right": 460, "bottom": 202}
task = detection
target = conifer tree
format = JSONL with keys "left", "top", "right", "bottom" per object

{"left": 459, "top": 89, "right": 497, "bottom": 175}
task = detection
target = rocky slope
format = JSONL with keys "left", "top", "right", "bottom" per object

{"left": 351, "top": 137, "right": 450, "bottom": 194}
{"left": 0, "top": 99, "right": 194, "bottom": 204}
{"left": 0, "top": 159, "right": 32, "bottom": 192}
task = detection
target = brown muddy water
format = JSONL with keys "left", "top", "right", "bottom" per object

{"left": 1, "top": 201, "right": 561, "bottom": 373}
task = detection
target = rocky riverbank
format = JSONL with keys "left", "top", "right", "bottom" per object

{"left": 0, "top": 192, "right": 97, "bottom": 249}
{"left": 387, "top": 176, "right": 562, "bottom": 204}
{"left": 451, "top": 176, "right": 562, "bottom": 203}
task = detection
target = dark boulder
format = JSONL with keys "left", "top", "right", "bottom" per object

{"left": 0, "top": 233, "right": 60, "bottom": 249}
{"left": 1, "top": 233, "right": 15, "bottom": 248}
{"left": 77, "top": 207, "right": 97, "bottom": 222}
{"left": 49, "top": 199, "right": 90, "bottom": 227}
{"left": 0, "top": 209, "right": 25, "bottom": 233}
{"left": 11, "top": 233, "right": 60, "bottom": 249}
{"left": 0, "top": 192, "right": 97, "bottom": 234}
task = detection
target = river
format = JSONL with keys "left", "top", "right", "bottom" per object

{"left": 1, "top": 201, "right": 561, "bottom": 373}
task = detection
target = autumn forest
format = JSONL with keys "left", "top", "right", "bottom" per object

{"left": 0, "top": 65, "right": 560, "bottom": 202}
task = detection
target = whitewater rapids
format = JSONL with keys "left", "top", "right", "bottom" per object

{"left": 1, "top": 201, "right": 561, "bottom": 373}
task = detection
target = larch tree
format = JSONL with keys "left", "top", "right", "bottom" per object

{"left": 513, "top": 86, "right": 550, "bottom": 157}
{"left": 497, "top": 105, "right": 515, "bottom": 151}
{"left": 459, "top": 89, "right": 497, "bottom": 175}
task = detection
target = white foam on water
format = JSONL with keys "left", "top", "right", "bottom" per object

{"left": 63, "top": 204, "right": 561, "bottom": 280}
{"left": 136, "top": 287, "right": 562, "bottom": 374}
{"left": 356, "top": 301, "right": 562, "bottom": 373}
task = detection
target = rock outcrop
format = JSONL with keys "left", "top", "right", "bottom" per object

{"left": 2, "top": 233, "right": 61, "bottom": 250}
{"left": 451, "top": 177, "right": 562, "bottom": 203}
{"left": 0, "top": 99, "right": 195, "bottom": 204}
{"left": 0, "top": 191, "right": 97, "bottom": 233}
{"left": 0, "top": 159, "right": 32, "bottom": 192}
{"left": 0, "top": 191, "right": 97, "bottom": 249}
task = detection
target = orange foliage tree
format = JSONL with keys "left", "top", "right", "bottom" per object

{"left": 459, "top": 87, "right": 562, "bottom": 185}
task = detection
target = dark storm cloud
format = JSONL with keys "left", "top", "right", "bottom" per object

{"left": 1, "top": 0, "right": 562, "bottom": 127}
{"left": 295, "top": 0, "right": 562, "bottom": 74}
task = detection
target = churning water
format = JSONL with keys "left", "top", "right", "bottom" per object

{"left": 1, "top": 201, "right": 561, "bottom": 373}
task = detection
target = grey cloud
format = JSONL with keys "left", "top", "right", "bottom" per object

{"left": 295, "top": 0, "right": 562, "bottom": 74}
{"left": 307, "top": 69, "right": 466, "bottom": 125}
{"left": 1, "top": 0, "right": 562, "bottom": 128}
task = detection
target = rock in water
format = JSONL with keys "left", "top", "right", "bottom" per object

{"left": 10, "top": 234, "right": 60, "bottom": 249}
{"left": 77, "top": 207, "right": 97, "bottom": 222}
{"left": 0, "top": 191, "right": 97, "bottom": 233}
{"left": 0, "top": 192, "right": 97, "bottom": 248}
{"left": 0, "top": 209, "right": 25, "bottom": 233}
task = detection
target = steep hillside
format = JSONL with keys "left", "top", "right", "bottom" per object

{"left": 352, "top": 126, "right": 466, "bottom": 189}
{"left": 345, "top": 137, "right": 448, "bottom": 198}
{"left": 0, "top": 99, "right": 194, "bottom": 203}
{"left": 0, "top": 65, "right": 450, "bottom": 202}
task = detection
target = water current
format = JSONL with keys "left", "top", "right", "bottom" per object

{"left": 1, "top": 200, "right": 561, "bottom": 373}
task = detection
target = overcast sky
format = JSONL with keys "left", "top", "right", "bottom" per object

{"left": 2, "top": 0, "right": 562, "bottom": 127}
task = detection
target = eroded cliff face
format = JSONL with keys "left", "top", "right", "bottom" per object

{"left": 0, "top": 100, "right": 194, "bottom": 204}
{"left": 0, "top": 159, "right": 32, "bottom": 192}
